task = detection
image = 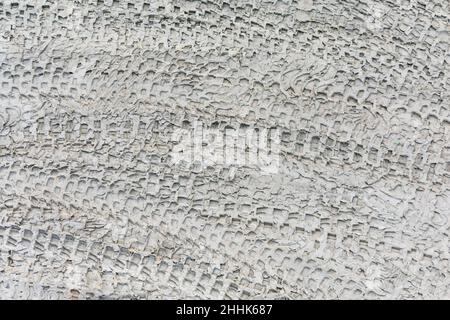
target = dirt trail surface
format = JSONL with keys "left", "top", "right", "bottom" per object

{"left": 0, "top": 0, "right": 449, "bottom": 299}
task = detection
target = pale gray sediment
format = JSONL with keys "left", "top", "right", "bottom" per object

{"left": 0, "top": 0, "right": 449, "bottom": 299}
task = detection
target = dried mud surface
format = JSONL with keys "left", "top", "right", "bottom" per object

{"left": 0, "top": 0, "right": 449, "bottom": 299}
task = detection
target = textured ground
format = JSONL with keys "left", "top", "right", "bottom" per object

{"left": 0, "top": 0, "right": 449, "bottom": 299}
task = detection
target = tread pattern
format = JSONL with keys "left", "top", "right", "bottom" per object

{"left": 0, "top": 0, "right": 449, "bottom": 299}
